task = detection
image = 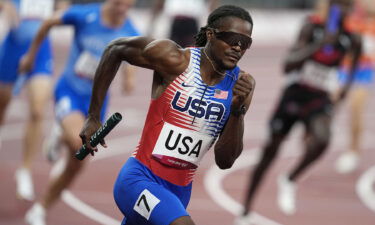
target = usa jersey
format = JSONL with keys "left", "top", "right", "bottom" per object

{"left": 60, "top": 3, "right": 139, "bottom": 95}
{"left": 134, "top": 48, "right": 240, "bottom": 186}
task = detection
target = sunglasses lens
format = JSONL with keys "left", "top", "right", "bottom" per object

{"left": 215, "top": 31, "right": 252, "bottom": 50}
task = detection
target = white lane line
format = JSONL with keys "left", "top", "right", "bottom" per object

{"left": 356, "top": 165, "right": 375, "bottom": 213}
{"left": 204, "top": 148, "right": 283, "bottom": 225}
{"left": 60, "top": 134, "right": 139, "bottom": 225}
{"left": 62, "top": 191, "right": 121, "bottom": 225}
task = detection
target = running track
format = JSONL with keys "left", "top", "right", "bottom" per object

{"left": 1, "top": 33, "right": 375, "bottom": 225}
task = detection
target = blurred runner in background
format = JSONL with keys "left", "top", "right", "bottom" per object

{"left": 335, "top": 0, "right": 375, "bottom": 174}
{"left": 17, "top": 0, "right": 139, "bottom": 224}
{"left": 0, "top": 0, "right": 66, "bottom": 202}
{"left": 235, "top": 0, "right": 362, "bottom": 223}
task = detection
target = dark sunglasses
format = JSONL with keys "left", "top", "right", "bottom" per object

{"left": 211, "top": 29, "right": 252, "bottom": 50}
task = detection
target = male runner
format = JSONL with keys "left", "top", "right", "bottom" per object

{"left": 18, "top": 0, "right": 139, "bottom": 224}
{"left": 235, "top": 0, "right": 361, "bottom": 223}
{"left": 80, "top": 5, "right": 255, "bottom": 225}
{"left": 0, "top": 0, "right": 55, "bottom": 201}
{"left": 335, "top": 0, "right": 375, "bottom": 173}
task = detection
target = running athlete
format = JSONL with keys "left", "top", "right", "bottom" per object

{"left": 18, "top": 0, "right": 139, "bottom": 224}
{"left": 235, "top": 0, "right": 361, "bottom": 222}
{"left": 80, "top": 5, "right": 255, "bottom": 225}
{"left": 335, "top": 0, "right": 375, "bottom": 173}
{"left": 0, "top": 0, "right": 56, "bottom": 201}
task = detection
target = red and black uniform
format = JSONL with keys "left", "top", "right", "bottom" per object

{"left": 269, "top": 15, "right": 357, "bottom": 136}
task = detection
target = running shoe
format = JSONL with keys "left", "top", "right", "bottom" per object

{"left": 15, "top": 168, "right": 35, "bottom": 201}
{"left": 42, "top": 121, "right": 63, "bottom": 162}
{"left": 25, "top": 203, "right": 46, "bottom": 225}
{"left": 277, "top": 174, "right": 296, "bottom": 215}
{"left": 335, "top": 151, "right": 360, "bottom": 174}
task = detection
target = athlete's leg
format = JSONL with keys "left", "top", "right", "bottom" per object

{"left": 241, "top": 134, "right": 285, "bottom": 215}
{"left": 0, "top": 83, "right": 12, "bottom": 149}
{"left": 289, "top": 113, "right": 331, "bottom": 181}
{"left": 238, "top": 86, "right": 298, "bottom": 220}
{"left": 276, "top": 113, "right": 331, "bottom": 215}
{"left": 349, "top": 87, "right": 368, "bottom": 153}
{"left": 21, "top": 75, "right": 52, "bottom": 169}
{"left": 42, "top": 119, "right": 63, "bottom": 162}
{"left": 42, "top": 112, "right": 86, "bottom": 209}
{"left": 26, "top": 111, "right": 86, "bottom": 225}
{"left": 335, "top": 87, "right": 367, "bottom": 173}
{"left": 0, "top": 82, "right": 12, "bottom": 126}
{"left": 15, "top": 75, "right": 52, "bottom": 201}
{"left": 0, "top": 81, "right": 38, "bottom": 202}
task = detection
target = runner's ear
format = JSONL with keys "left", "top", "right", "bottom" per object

{"left": 206, "top": 29, "right": 214, "bottom": 41}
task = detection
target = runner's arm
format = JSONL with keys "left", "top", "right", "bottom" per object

{"left": 337, "top": 33, "right": 362, "bottom": 101}
{"left": 87, "top": 37, "right": 187, "bottom": 119}
{"left": 18, "top": 14, "right": 63, "bottom": 73}
{"left": 214, "top": 72, "right": 255, "bottom": 169}
{"left": 79, "top": 37, "right": 187, "bottom": 152}
{"left": 284, "top": 22, "right": 323, "bottom": 73}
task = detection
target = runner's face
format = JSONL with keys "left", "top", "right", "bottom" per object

{"left": 208, "top": 16, "right": 252, "bottom": 70}
{"left": 107, "top": 0, "right": 135, "bottom": 17}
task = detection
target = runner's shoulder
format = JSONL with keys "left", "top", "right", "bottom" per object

{"left": 144, "top": 39, "right": 189, "bottom": 67}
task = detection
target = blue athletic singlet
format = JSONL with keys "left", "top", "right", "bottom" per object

{"left": 113, "top": 48, "right": 240, "bottom": 225}
{"left": 58, "top": 3, "right": 139, "bottom": 95}
{"left": 0, "top": 0, "right": 53, "bottom": 83}
{"left": 54, "top": 3, "right": 139, "bottom": 121}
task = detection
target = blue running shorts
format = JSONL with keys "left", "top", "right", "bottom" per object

{"left": 338, "top": 67, "right": 373, "bottom": 86}
{"left": 54, "top": 77, "right": 108, "bottom": 122}
{"left": 0, "top": 34, "right": 52, "bottom": 83}
{"left": 113, "top": 157, "right": 192, "bottom": 225}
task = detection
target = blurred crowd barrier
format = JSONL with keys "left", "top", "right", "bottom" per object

{"left": 0, "top": 8, "right": 311, "bottom": 49}
{"left": 0, "top": 0, "right": 316, "bottom": 51}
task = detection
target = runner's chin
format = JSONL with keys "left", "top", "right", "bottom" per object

{"left": 222, "top": 58, "right": 237, "bottom": 70}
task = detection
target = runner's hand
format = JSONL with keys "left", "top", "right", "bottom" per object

{"left": 232, "top": 71, "right": 254, "bottom": 109}
{"left": 18, "top": 53, "right": 34, "bottom": 74}
{"left": 79, "top": 116, "right": 107, "bottom": 156}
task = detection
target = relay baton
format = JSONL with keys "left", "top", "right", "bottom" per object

{"left": 323, "top": 4, "right": 341, "bottom": 54}
{"left": 75, "top": 112, "right": 122, "bottom": 160}
{"left": 12, "top": 74, "right": 27, "bottom": 96}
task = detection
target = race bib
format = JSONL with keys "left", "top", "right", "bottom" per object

{"left": 300, "top": 61, "right": 338, "bottom": 93}
{"left": 19, "top": 0, "right": 53, "bottom": 19}
{"left": 152, "top": 122, "right": 214, "bottom": 169}
{"left": 74, "top": 51, "right": 100, "bottom": 80}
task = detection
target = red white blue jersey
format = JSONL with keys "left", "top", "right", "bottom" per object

{"left": 133, "top": 47, "right": 240, "bottom": 186}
